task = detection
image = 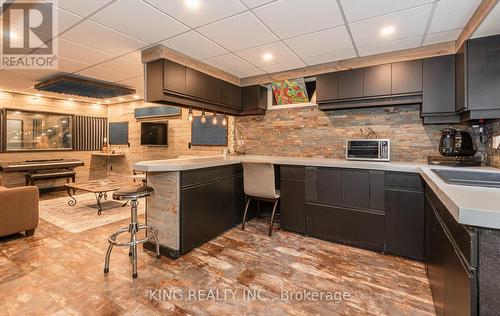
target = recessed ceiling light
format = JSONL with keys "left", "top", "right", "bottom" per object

{"left": 96, "top": 102, "right": 102, "bottom": 105}
{"left": 35, "top": 93, "right": 41, "bottom": 97}
{"left": 380, "top": 26, "right": 395, "bottom": 36}
{"left": 118, "top": 97, "right": 124, "bottom": 101}
{"left": 185, "top": 0, "right": 200, "bottom": 8}
{"left": 262, "top": 53, "right": 273, "bottom": 61}
{"left": 105, "top": 100, "right": 110, "bottom": 103}
{"left": 68, "top": 98, "right": 74, "bottom": 101}
{"left": 133, "top": 95, "right": 140, "bottom": 99}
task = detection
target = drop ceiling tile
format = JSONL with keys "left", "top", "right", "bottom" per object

{"left": 198, "top": 12, "right": 278, "bottom": 51}
{"left": 423, "top": 28, "right": 462, "bottom": 46}
{"left": 91, "top": 0, "right": 188, "bottom": 44}
{"left": 78, "top": 65, "right": 137, "bottom": 83}
{"left": 253, "top": 0, "right": 343, "bottom": 39}
{"left": 50, "top": 0, "right": 115, "bottom": 17}
{"left": 162, "top": 31, "right": 228, "bottom": 60}
{"left": 145, "top": 0, "right": 246, "bottom": 28}
{"left": 203, "top": 53, "right": 265, "bottom": 77}
{"left": 303, "top": 48, "right": 357, "bottom": 65}
{"left": 117, "top": 76, "right": 144, "bottom": 91}
{"left": 357, "top": 37, "right": 422, "bottom": 57}
{"left": 97, "top": 57, "right": 144, "bottom": 78}
{"left": 235, "top": 42, "right": 297, "bottom": 68}
{"left": 57, "top": 57, "right": 91, "bottom": 73}
{"left": 241, "top": 0, "right": 275, "bottom": 8}
{"left": 61, "top": 20, "right": 147, "bottom": 55}
{"left": 284, "top": 26, "right": 353, "bottom": 59}
{"left": 428, "top": 0, "right": 481, "bottom": 34}
{"left": 339, "top": 0, "right": 433, "bottom": 23}
{"left": 122, "top": 51, "right": 143, "bottom": 63}
{"left": 349, "top": 4, "right": 432, "bottom": 47}
{"left": 58, "top": 39, "right": 114, "bottom": 66}
{"left": 473, "top": 2, "right": 500, "bottom": 38}
{"left": 259, "top": 59, "right": 305, "bottom": 73}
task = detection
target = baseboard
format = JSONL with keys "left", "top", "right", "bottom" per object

{"left": 143, "top": 241, "right": 181, "bottom": 259}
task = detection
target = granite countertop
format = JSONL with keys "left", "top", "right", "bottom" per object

{"left": 134, "top": 155, "right": 500, "bottom": 230}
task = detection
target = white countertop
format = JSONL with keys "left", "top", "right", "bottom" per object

{"left": 133, "top": 155, "right": 424, "bottom": 172}
{"left": 134, "top": 155, "right": 500, "bottom": 230}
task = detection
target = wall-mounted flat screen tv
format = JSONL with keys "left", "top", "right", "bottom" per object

{"left": 141, "top": 122, "right": 168, "bottom": 146}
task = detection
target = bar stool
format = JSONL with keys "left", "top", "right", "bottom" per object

{"left": 104, "top": 186, "right": 160, "bottom": 278}
{"left": 241, "top": 162, "right": 280, "bottom": 236}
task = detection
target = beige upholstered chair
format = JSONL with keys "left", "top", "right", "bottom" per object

{"left": 0, "top": 176, "right": 39, "bottom": 238}
{"left": 241, "top": 162, "right": 280, "bottom": 236}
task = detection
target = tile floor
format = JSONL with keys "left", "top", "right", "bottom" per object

{"left": 0, "top": 204, "right": 435, "bottom": 315}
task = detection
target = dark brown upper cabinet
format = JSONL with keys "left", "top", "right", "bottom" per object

{"left": 339, "top": 69, "right": 364, "bottom": 99}
{"left": 315, "top": 72, "right": 339, "bottom": 102}
{"left": 456, "top": 34, "right": 500, "bottom": 120}
{"left": 422, "top": 55, "right": 460, "bottom": 124}
{"left": 163, "top": 60, "right": 186, "bottom": 95}
{"left": 363, "top": 64, "right": 392, "bottom": 97}
{"left": 145, "top": 58, "right": 266, "bottom": 116}
{"left": 391, "top": 60, "right": 422, "bottom": 94}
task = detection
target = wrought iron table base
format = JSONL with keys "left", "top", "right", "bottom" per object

{"left": 66, "top": 188, "right": 129, "bottom": 215}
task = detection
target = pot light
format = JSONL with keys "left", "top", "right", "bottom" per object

{"left": 133, "top": 95, "right": 140, "bottom": 99}
{"left": 35, "top": 93, "right": 41, "bottom": 97}
{"left": 262, "top": 53, "right": 273, "bottom": 61}
{"left": 105, "top": 100, "right": 110, "bottom": 103}
{"left": 185, "top": 0, "right": 200, "bottom": 8}
{"left": 68, "top": 98, "right": 74, "bottom": 101}
{"left": 118, "top": 97, "right": 124, "bottom": 101}
{"left": 380, "top": 26, "right": 395, "bottom": 36}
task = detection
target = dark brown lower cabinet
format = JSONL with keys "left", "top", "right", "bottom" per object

{"left": 280, "top": 172, "right": 306, "bottom": 234}
{"left": 425, "top": 188, "right": 477, "bottom": 316}
{"left": 341, "top": 209, "right": 385, "bottom": 252}
{"left": 305, "top": 203, "right": 341, "bottom": 242}
{"left": 385, "top": 187, "right": 424, "bottom": 260}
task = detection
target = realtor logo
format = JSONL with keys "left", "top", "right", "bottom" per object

{"left": 1, "top": 0, "right": 58, "bottom": 69}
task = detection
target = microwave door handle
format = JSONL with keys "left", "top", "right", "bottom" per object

{"left": 378, "top": 142, "right": 381, "bottom": 159}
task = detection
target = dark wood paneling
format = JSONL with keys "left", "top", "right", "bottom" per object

{"left": 341, "top": 209, "right": 385, "bottom": 252}
{"left": 163, "top": 60, "right": 186, "bottom": 94}
{"left": 467, "top": 35, "right": 500, "bottom": 111}
{"left": 339, "top": 69, "right": 364, "bottom": 99}
{"left": 391, "top": 60, "right": 422, "bottom": 94}
{"left": 280, "top": 178, "right": 305, "bottom": 234}
{"left": 363, "top": 64, "right": 392, "bottom": 97}
{"left": 316, "top": 167, "right": 342, "bottom": 206}
{"left": 386, "top": 188, "right": 424, "bottom": 260}
{"left": 281, "top": 165, "right": 305, "bottom": 180}
{"left": 386, "top": 171, "right": 423, "bottom": 189}
{"left": 316, "top": 72, "right": 339, "bottom": 102}
{"left": 422, "top": 55, "right": 456, "bottom": 115}
{"left": 342, "top": 169, "right": 369, "bottom": 210}
{"left": 186, "top": 68, "right": 204, "bottom": 99}
{"left": 306, "top": 203, "right": 341, "bottom": 242}
{"left": 369, "top": 170, "right": 385, "bottom": 212}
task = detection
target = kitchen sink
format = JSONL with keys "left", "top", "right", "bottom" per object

{"left": 431, "top": 169, "right": 500, "bottom": 188}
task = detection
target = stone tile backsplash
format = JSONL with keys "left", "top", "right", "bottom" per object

{"left": 234, "top": 104, "right": 470, "bottom": 163}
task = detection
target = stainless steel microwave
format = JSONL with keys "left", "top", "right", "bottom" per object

{"left": 346, "top": 139, "right": 390, "bottom": 161}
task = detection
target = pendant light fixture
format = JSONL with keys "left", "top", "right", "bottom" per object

{"left": 222, "top": 114, "right": 227, "bottom": 126}
{"left": 200, "top": 109, "right": 206, "bottom": 123}
{"left": 188, "top": 108, "right": 193, "bottom": 122}
{"left": 212, "top": 112, "right": 218, "bottom": 125}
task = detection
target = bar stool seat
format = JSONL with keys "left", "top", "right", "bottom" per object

{"left": 104, "top": 185, "right": 160, "bottom": 278}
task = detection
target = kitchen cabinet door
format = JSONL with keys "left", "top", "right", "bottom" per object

{"left": 306, "top": 203, "right": 341, "bottom": 242}
{"left": 341, "top": 209, "right": 384, "bottom": 252}
{"left": 341, "top": 169, "right": 369, "bottom": 210}
{"left": 202, "top": 73, "right": 219, "bottom": 103}
{"left": 218, "top": 80, "right": 232, "bottom": 106}
{"left": 427, "top": 201, "right": 445, "bottom": 316}
{"left": 363, "top": 64, "right": 391, "bottom": 97}
{"left": 455, "top": 43, "right": 467, "bottom": 112}
{"left": 280, "top": 178, "right": 305, "bottom": 234}
{"left": 467, "top": 35, "right": 500, "bottom": 111}
{"left": 369, "top": 170, "right": 385, "bottom": 212}
{"left": 231, "top": 84, "right": 242, "bottom": 109}
{"left": 422, "top": 55, "right": 456, "bottom": 115}
{"left": 316, "top": 167, "right": 342, "bottom": 206}
{"left": 163, "top": 60, "right": 186, "bottom": 94}
{"left": 392, "top": 60, "right": 422, "bottom": 94}
{"left": 186, "top": 68, "right": 204, "bottom": 99}
{"left": 386, "top": 188, "right": 424, "bottom": 260}
{"left": 316, "top": 72, "right": 339, "bottom": 102}
{"left": 339, "top": 69, "right": 364, "bottom": 99}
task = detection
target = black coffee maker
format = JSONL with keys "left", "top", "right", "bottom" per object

{"left": 439, "top": 128, "right": 477, "bottom": 157}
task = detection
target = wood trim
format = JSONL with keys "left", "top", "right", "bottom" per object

{"left": 142, "top": 44, "right": 241, "bottom": 86}
{"left": 240, "top": 41, "right": 456, "bottom": 86}
{"left": 456, "top": 0, "right": 499, "bottom": 50}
